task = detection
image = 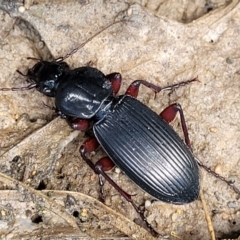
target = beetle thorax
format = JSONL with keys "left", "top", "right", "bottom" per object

{"left": 55, "top": 67, "right": 113, "bottom": 119}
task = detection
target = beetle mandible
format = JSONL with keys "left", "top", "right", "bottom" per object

{"left": 1, "top": 20, "right": 240, "bottom": 237}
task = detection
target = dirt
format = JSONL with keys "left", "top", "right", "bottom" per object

{"left": 0, "top": 1, "right": 240, "bottom": 239}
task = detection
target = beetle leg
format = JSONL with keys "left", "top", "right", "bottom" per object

{"left": 79, "top": 137, "right": 101, "bottom": 173}
{"left": 160, "top": 103, "right": 191, "bottom": 148}
{"left": 195, "top": 158, "right": 240, "bottom": 197}
{"left": 65, "top": 117, "right": 90, "bottom": 131}
{"left": 106, "top": 72, "right": 122, "bottom": 95}
{"left": 79, "top": 137, "right": 114, "bottom": 201}
{"left": 40, "top": 106, "right": 90, "bottom": 131}
{"left": 125, "top": 80, "right": 162, "bottom": 98}
{"left": 125, "top": 77, "right": 198, "bottom": 98}
{"left": 160, "top": 104, "right": 240, "bottom": 197}
{"left": 95, "top": 156, "right": 115, "bottom": 201}
{"left": 80, "top": 138, "right": 159, "bottom": 237}
{"left": 80, "top": 137, "right": 132, "bottom": 200}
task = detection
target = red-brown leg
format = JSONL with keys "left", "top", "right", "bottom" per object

{"left": 80, "top": 137, "right": 131, "bottom": 199}
{"left": 160, "top": 103, "right": 191, "bottom": 148}
{"left": 125, "top": 80, "right": 162, "bottom": 98}
{"left": 65, "top": 117, "right": 90, "bottom": 131}
{"left": 160, "top": 104, "right": 240, "bottom": 196}
{"left": 79, "top": 137, "right": 159, "bottom": 237}
{"left": 125, "top": 77, "right": 198, "bottom": 98}
{"left": 106, "top": 72, "right": 122, "bottom": 95}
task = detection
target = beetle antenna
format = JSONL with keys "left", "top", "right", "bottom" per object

{"left": 27, "top": 57, "right": 42, "bottom": 61}
{"left": 16, "top": 69, "right": 28, "bottom": 77}
{"left": 0, "top": 83, "right": 36, "bottom": 91}
{"left": 0, "top": 70, "right": 36, "bottom": 91}
{"left": 162, "top": 77, "right": 199, "bottom": 92}
{"left": 56, "top": 19, "right": 128, "bottom": 62}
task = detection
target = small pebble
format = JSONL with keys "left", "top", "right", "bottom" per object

{"left": 214, "top": 191, "right": 221, "bottom": 201}
{"left": 14, "top": 114, "right": 19, "bottom": 120}
{"left": 209, "top": 127, "right": 218, "bottom": 133}
{"left": 214, "top": 164, "right": 223, "bottom": 175}
{"left": 177, "top": 209, "right": 182, "bottom": 214}
{"left": 226, "top": 57, "right": 233, "bottom": 64}
{"left": 171, "top": 212, "right": 178, "bottom": 222}
{"left": 221, "top": 212, "right": 230, "bottom": 220}
{"left": 81, "top": 209, "right": 88, "bottom": 217}
{"left": 145, "top": 200, "right": 151, "bottom": 208}
{"left": 127, "top": 7, "right": 132, "bottom": 16}
{"left": 227, "top": 201, "right": 238, "bottom": 208}
{"left": 18, "top": 6, "right": 25, "bottom": 13}
{"left": 79, "top": 209, "right": 88, "bottom": 222}
{"left": 1, "top": 210, "right": 6, "bottom": 216}
{"left": 105, "top": 196, "right": 111, "bottom": 206}
{"left": 111, "top": 195, "right": 119, "bottom": 201}
{"left": 115, "top": 167, "right": 121, "bottom": 174}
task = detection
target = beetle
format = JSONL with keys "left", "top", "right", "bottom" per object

{"left": 1, "top": 20, "right": 239, "bottom": 237}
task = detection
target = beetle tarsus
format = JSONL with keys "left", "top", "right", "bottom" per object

{"left": 98, "top": 174, "right": 105, "bottom": 202}
{"left": 161, "top": 77, "right": 199, "bottom": 93}
{"left": 131, "top": 201, "right": 160, "bottom": 237}
{"left": 196, "top": 158, "right": 240, "bottom": 197}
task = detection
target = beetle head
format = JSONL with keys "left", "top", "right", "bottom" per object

{"left": 27, "top": 60, "right": 70, "bottom": 97}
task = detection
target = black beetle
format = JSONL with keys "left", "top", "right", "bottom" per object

{"left": 1, "top": 21, "right": 239, "bottom": 237}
